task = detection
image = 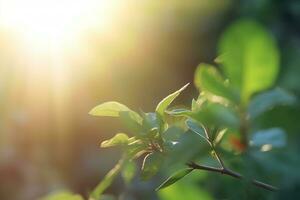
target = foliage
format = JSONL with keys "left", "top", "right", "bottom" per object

{"left": 42, "top": 19, "right": 298, "bottom": 200}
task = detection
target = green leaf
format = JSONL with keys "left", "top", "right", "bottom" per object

{"left": 213, "top": 128, "right": 227, "bottom": 146}
{"left": 194, "top": 63, "right": 239, "bottom": 103}
{"left": 125, "top": 140, "right": 146, "bottom": 159}
{"left": 218, "top": 19, "right": 280, "bottom": 103}
{"left": 158, "top": 181, "right": 213, "bottom": 200}
{"left": 89, "top": 101, "right": 142, "bottom": 124}
{"left": 40, "top": 192, "right": 83, "bottom": 200}
{"left": 141, "top": 152, "right": 164, "bottom": 180}
{"left": 248, "top": 88, "right": 296, "bottom": 119}
{"left": 191, "top": 99, "right": 198, "bottom": 111}
{"left": 121, "top": 160, "right": 136, "bottom": 184}
{"left": 185, "top": 119, "right": 210, "bottom": 144}
{"left": 250, "top": 128, "right": 286, "bottom": 149}
{"left": 119, "top": 111, "right": 143, "bottom": 135}
{"left": 101, "top": 133, "right": 129, "bottom": 148}
{"left": 162, "top": 126, "right": 184, "bottom": 141}
{"left": 156, "top": 83, "right": 189, "bottom": 117}
{"left": 156, "top": 168, "right": 193, "bottom": 191}
{"left": 142, "top": 112, "right": 160, "bottom": 130}
{"left": 191, "top": 103, "right": 239, "bottom": 129}
{"left": 166, "top": 108, "right": 191, "bottom": 116}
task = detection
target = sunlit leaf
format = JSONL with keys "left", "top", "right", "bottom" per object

{"left": 158, "top": 181, "right": 213, "bottom": 200}
{"left": 89, "top": 101, "right": 142, "bottom": 124}
{"left": 156, "top": 168, "right": 193, "bottom": 191}
{"left": 156, "top": 83, "right": 189, "bottom": 117}
{"left": 101, "top": 133, "right": 129, "bottom": 148}
{"left": 191, "top": 98, "right": 198, "bottom": 111}
{"left": 40, "top": 191, "right": 83, "bottom": 200}
{"left": 141, "top": 152, "right": 164, "bottom": 180}
{"left": 194, "top": 63, "right": 239, "bottom": 103}
{"left": 218, "top": 19, "right": 280, "bottom": 103}
{"left": 166, "top": 108, "right": 191, "bottom": 116}
{"left": 250, "top": 128, "right": 286, "bottom": 149}
{"left": 249, "top": 88, "right": 296, "bottom": 119}
{"left": 213, "top": 128, "right": 227, "bottom": 146}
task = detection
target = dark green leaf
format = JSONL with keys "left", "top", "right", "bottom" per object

{"left": 191, "top": 103, "right": 239, "bottom": 129}
{"left": 249, "top": 88, "right": 297, "bottom": 119}
{"left": 185, "top": 119, "right": 210, "bottom": 144}
{"left": 142, "top": 112, "right": 160, "bottom": 130}
{"left": 156, "top": 168, "right": 193, "bottom": 191}
{"left": 250, "top": 128, "right": 286, "bottom": 150}
{"left": 141, "top": 152, "right": 164, "bottom": 180}
{"left": 162, "top": 126, "right": 184, "bottom": 141}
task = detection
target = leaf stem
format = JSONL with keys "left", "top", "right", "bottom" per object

{"left": 187, "top": 161, "right": 278, "bottom": 192}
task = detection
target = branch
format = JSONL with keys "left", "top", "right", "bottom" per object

{"left": 187, "top": 162, "right": 278, "bottom": 192}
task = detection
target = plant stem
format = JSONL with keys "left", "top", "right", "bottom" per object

{"left": 187, "top": 162, "right": 278, "bottom": 192}
{"left": 239, "top": 108, "right": 249, "bottom": 149}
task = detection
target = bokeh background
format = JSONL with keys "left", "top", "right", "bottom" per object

{"left": 0, "top": 0, "right": 300, "bottom": 199}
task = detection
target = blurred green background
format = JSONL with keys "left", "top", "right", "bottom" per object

{"left": 0, "top": 0, "right": 300, "bottom": 199}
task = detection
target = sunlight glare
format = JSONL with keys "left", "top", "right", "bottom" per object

{"left": 0, "top": 0, "right": 118, "bottom": 48}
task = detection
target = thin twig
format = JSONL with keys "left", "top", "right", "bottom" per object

{"left": 187, "top": 162, "right": 278, "bottom": 192}
{"left": 213, "top": 149, "right": 225, "bottom": 169}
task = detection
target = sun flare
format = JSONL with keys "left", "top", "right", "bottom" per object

{"left": 0, "top": 0, "right": 118, "bottom": 49}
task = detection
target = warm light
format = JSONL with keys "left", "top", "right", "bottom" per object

{"left": 0, "top": 0, "right": 123, "bottom": 142}
{"left": 0, "top": 0, "right": 119, "bottom": 49}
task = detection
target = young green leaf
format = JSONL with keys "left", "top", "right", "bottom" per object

{"left": 191, "top": 99, "right": 198, "bottom": 111}
{"left": 40, "top": 192, "right": 84, "bottom": 200}
{"left": 218, "top": 19, "right": 280, "bottom": 103}
{"left": 156, "top": 168, "right": 194, "bottom": 191}
{"left": 89, "top": 101, "right": 142, "bottom": 124}
{"left": 141, "top": 152, "right": 164, "bottom": 180}
{"left": 156, "top": 83, "right": 189, "bottom": 117}
{"left": 166, "top": 108, "right": 191, "bottom": 116}
{"left": 194, "top": 63, "right": 239, "bottom": 103}
{"left": 101, "top": 133, "right": 129, "bottom": 148}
